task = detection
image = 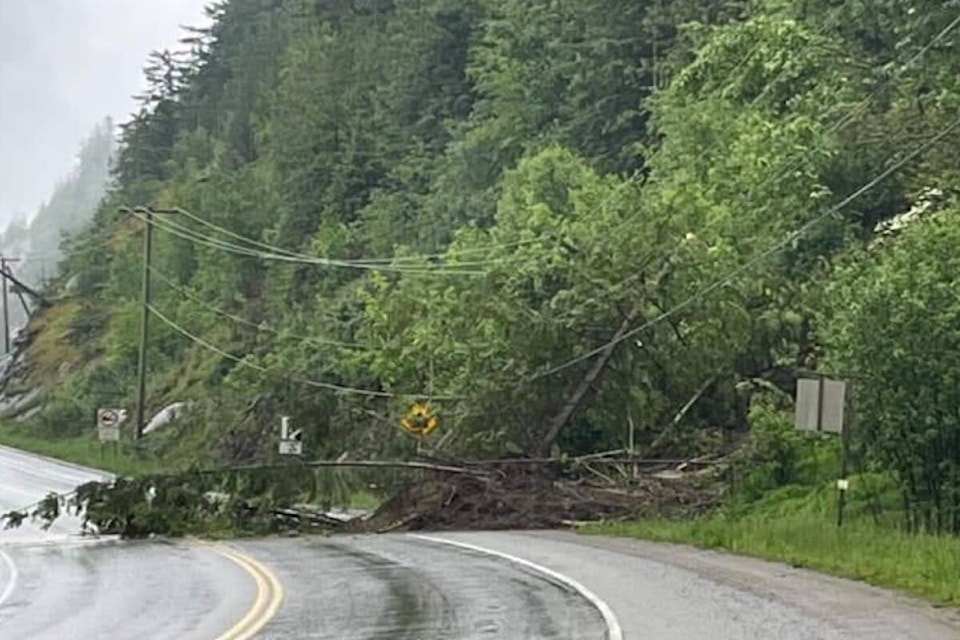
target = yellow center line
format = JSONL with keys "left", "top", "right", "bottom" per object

{"left": 193, "top": 540, "right": 285, "bottom": 640}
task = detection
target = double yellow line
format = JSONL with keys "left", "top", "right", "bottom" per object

{"left": 201, "top": 542, "right": 285, "bottom": 640}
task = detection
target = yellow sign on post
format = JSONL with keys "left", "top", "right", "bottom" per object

{"left": 400, "top": 402, "right": 439, "bottom": 438}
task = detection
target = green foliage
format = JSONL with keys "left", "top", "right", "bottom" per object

{"left": 8, "top": 0, "right": 960, "bottom": 542}
{"left": 731, "top": 399, "right": 839, "bottom": 501}
{"left": 0, "top": 464, "right": 371, "bottom": 539}
{"left": 820, "top": 209, "right": 960, "bottom": 534}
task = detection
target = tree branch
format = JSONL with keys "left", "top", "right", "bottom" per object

{"left": 648, "top": 374, "right": 718, "bottom": 452}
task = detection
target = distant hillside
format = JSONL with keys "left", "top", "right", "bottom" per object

{"left": 0, "top": 119, "right": 114, "bottom": 334}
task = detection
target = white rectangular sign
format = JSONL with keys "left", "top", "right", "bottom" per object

{"left": 278, "top": 440, "right": 302, "bottom": 456}
{"left": 97, "top": 408, "right": 126, "bottom": 443}
{"left": 795, "top": 378, "right": 846, "bottom": 434}
{"left": 795, "top": 379, "right": 821, "bottom": 432}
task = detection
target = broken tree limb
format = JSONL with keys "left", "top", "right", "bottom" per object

{"left": 0, "top": 269, "right": 50, "bottom": 308}
{"left": 538, "top": 252, "right": 684, "bottom": 457}
{"left": 648, "top": 374, "right": 718, "bottom": 452}
{"left": 540, "top": 309, "right": 640, "bottom": 455}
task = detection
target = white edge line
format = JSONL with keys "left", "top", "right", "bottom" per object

{"left": 0, "top": 550, "right": 18, "bottom": 609}
{"left": 410, "top": 534, "right": 624, "bottom": 640}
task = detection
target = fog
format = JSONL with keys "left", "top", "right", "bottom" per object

{"left": 0, "top": 0, "right": 209, "bottom": 228}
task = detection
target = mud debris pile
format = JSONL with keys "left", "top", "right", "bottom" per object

{"left": 343, "top": 461, "right": 721, "bottom": 533}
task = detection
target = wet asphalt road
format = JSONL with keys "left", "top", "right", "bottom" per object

{"left": 231, "top": 535, "right": 606, "bottom": 639}
{"left": 3, "top": 444, "right": 960, "bottom": 639}
{"left": 0, "top": 539, "right": 256, "bottom": 639}
{"left": 0, "top": 445, "right": 257, "bottom": 639}
{"left": 434, "top": 531, "right": 960, "bottom": 640}
{"left": 0, "top": 445, "right": 111, "bottom": 543}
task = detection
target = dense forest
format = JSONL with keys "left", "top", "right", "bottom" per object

{"left": 6, "top": 0, "right": 960, "bottom": 533}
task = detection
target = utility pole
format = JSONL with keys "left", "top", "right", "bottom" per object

{"left": 128, "top": 206, "right": 177, "bottom": 440}
{"left": 0, "top": 257, "right": 21, "bottom": 355}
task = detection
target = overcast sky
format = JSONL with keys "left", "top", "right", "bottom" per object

{"left": 0, "top": 0, "right": 209, "bottom": 227}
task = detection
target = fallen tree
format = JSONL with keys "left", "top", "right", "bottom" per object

{"left": 1, "top": 454, "right": 723, "bottom": 538}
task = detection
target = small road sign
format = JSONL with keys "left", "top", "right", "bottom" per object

{"left": 795, "top": 378, "right": 846, "bottom": 434}
{"left": 794, "top": 375, "right": 853, "bottom": 528}
{"left": 400, "top": 403, "right": 439, "bottom": 438}
{"left": 278, "top": 416, "right": 303, "bottom": 456}
{"left": 279, "top": 440, "right": 303, "bottom": 456}
{"left": 97, "top": 408, "right": 125, "bottom": 443}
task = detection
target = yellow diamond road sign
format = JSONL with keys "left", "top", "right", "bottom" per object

{"left": 401, "top": 403, "right": 439, "bottom": 437}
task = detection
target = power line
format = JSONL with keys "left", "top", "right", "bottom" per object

{"left": 161, "top": 207, "right": 498, "bottom": 272}
{"left": 147, "top": 163, "right": 646, "bottom": 273}
{"left": 519, "top": 16, "right": 853, "bottom": 326}
{"left": 531, "top": 113, "right": 960, "bottom": 380}
{"left": 132, "top": 171, "right": 648, "bottom": 278}
{"left": 830, "top": 12, "right": 960, "bottom": 135}
{"left": 556, "top": 9, "right": 960, "bottom": 325}
{"left": 148, "top": 266, "right": 367, "bottom": 349}
{"left": 147, "top": 303, "right": 457, "bottom": 400}
{"left": 172, "top": 205, "right": 537, "bottom": 266}
{"left": 743, "top": 11, "right": 960, "bottom": 209}
{"left": 137, "top": 211, "right": 490, "bottom": 276}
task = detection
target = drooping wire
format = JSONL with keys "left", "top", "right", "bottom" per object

{"left": 172, "top": 205, "right": 537, "bottom": 266}
{"left": 149, "top": 266, "right": 367, "bottom": 349}
{"left": 148, "top": 303, "right": 460, "bottom": 400}
{"left": 531, "top": 113, "right": 960, "bottom": 379}
{"left": 549, "top": 9, "right": 960, "bottom": 326}
{"left": 133, "top": 210, "right": 489, "bottom": 276}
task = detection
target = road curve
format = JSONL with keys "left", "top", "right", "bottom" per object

{"left": 0, "top": 446, "right": 276, "bottom": 640}
{"left": 232, "top": 535, "right": 608, "bottom": 639}
{"left": 0, "top": 538, "right": 262, "bottom": 639}
{"left": 432, "top": 531, "right": 960, "bottom": 640}
{"left": 3, "top": 443, "right": 959, "bottom": 639}
{"left": 0, "top": 445, "right": 111, "bottom": 543}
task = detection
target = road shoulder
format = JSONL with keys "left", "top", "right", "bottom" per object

{"left": 432, "top": 529, "right": 960, "bottom": 640}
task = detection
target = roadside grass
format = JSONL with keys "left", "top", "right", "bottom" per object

{"left": 580, "top": 480, "right": 960, "bottom": 608}
{"left": 0, "top": 426, "right": 162, "bottom": 477}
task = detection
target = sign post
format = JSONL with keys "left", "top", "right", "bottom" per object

{"left": 278, "top": 416, "right": 303, "bottom": 457}
{"left": 795, "top": 376, "right": 850, "bottom": 527}
{"left": 97, "top": 408, "right": 127, "bottom": 459}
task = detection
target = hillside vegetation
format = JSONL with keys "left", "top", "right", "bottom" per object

{"left": 2, "top": 0, "right": 959, "bottom": 538}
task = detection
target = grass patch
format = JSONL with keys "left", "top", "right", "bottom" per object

{"left": 28, "top": 299, "right": 85, "bottom": 381}
{"left": 0, "top": 426, "right": 164, "bottom": 477}
{"left": 346, "top": 489, "right": 381, "bottom": 510}
{"left": 581, "top": 484, "right": 960, "bottom": 608}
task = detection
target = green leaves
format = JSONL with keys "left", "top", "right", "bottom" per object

{"left": 14, "top": 0, "right": 960, "bottom": 523}
{"left": 821, "top": 209, "right": 960, "bottom": 533}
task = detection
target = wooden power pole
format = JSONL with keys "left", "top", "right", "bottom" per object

{"left": 128, "top": 206, "right": 177, "bottom": 440}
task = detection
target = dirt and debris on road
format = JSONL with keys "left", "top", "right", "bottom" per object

{"left": 342, "top": 460, "right": 722, "bottom": 534}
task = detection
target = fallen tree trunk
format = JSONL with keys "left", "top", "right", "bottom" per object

{"left": 193, "top": 458, "right": 488, "bottom": 478}
{"left": 540, "top": 309, "right": 640, "bottom": 455}
{"left": 0, "top": 268, "right": 50, "bottom": 308}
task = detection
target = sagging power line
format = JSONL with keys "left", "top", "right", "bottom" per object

{"left": 149, "top": 265, "right": 367, "bottom": 349}
{"left": 147, "top": 303, "right": 457, "bottom": 400}
{"left": 532, "top": 113, "right": 960, "bottom": 380}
